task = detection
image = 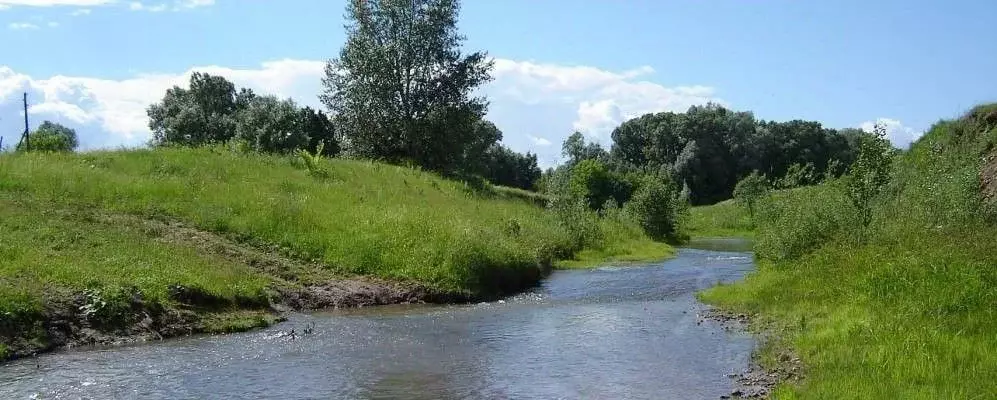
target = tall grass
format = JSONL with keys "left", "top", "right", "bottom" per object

{"left": 700, "top": 104, "right": 997, "bottom": 398}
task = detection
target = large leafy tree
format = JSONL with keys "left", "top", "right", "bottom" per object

{"left": 148, "top": 72, "right": 242, "bottom": 146}
{"left": 321, "top": 0, "right": 494, "bottom": 172}
{"left": 17, "top": 121, "right": 78, "bottom": 153}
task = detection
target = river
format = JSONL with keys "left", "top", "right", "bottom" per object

{"left": 0, "top": 239, "right": 756, "bottom": 400}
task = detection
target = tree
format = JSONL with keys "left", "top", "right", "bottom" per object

{"left": 298, "top": 106, "right": 340, "bottom": 156}
{"left": 569, "top": 159, "right": 613, "bottom": 210}
{"left": 148, "top": 72, "right": 240, "bottom": 146}
{"left": 733, "top": 171, "right": 770, "bottom": 217}
{"left": 321, "top": 0, "right": 494, "bottom": 172}
{"left": 234, "top": 95, "right": 310, "bottom": 154}
{"left": 479, "top": 143, "right": 541, "bottom": 190}
{"left": 846, "top": 123, "right": 893, "bottom": 229}
{"left": 562, "top": 131, "right": 608, "bottom": 166}
{"left": 17, "top": 121, "right": 78, "bottom": 152}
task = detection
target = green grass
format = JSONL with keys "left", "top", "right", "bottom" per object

{"left": 686, "top": 200, "right": 755, "bottom": 238}
{"left": 554, "top": 240, "right": 675, "bottom": 269}
{"left": 699, "top": 104, "right": 997, "bottom": 399}
{"left": 0, "top": 146, "right": 665, "bottom": 299}
{"left": 200, "top": 310, "right": 283, "bottom": 334}
{"left": 0, "top": 192, "right": 272, "bottom": 321}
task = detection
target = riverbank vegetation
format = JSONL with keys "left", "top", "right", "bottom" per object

{"left": 700, "top": 104, "right": 997, "bottom": 398}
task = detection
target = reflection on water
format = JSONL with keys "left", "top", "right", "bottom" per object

{"left": 683, "top": 237, "right": 754, "bottom": 253}
{"left": 0, "top": 247, "right": 756, "bottom": 400}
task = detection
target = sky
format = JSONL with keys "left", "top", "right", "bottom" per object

{"left": 1, "top": 0, "right": 995, "bottom": 167}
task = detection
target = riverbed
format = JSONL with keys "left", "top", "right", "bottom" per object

{"left": 0, "top": 240, "right": 756, "bottom": 399}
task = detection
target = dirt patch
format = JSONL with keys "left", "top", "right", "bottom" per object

{"left": 705, "top": 308, "right": 805, "bottom": 399}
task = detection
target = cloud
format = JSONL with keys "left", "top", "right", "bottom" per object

{"left": 488, "top": 59, "right": 722, "bottom": 143}
{"left": 69, "top": 7, "right": 89, "bottom": 14}
{"left": 128, "top": 0, "right": 210, "bottom": 12}
{"left": 0, "top": 0, "right": 112, "bottom": 6}
{"left": 860, "top": 118, "right": 922, "bottom": 149}
{"left": 8, "top": 22, "right": 39, "bottom": 29}
{"left": 528, "top": 135, "right": 552, "bottom": 147}
{"left": 46, "top": 21, "right": 57, "bottom": 27}
{"left": 0, "top": 58, "right": 722, "bottom": 166}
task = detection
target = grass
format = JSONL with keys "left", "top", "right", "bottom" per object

{"left": 0, "top": 191, "right": 272, "bottom": 321}
{"left": 699, "top": 104, "right": 997, "bottom": 398}
{"left": 0, "top": 146, "right": 668, "bottom": 309}
{"left": 200, "top": 310, "right": 283, "bottom": 334}
{"left": 554, "top": 240, "right": 675, "bottom": 269}
{"left": 686, "top": 199, "right": 755, "bottom": 238}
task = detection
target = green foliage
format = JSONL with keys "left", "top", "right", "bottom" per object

{"left": 700, "top": 103, "right": 997, "bottom": 398}
{"left": 148, "top": 73, "right": 337, "bottom": 156}
{"left": 297, "top": 141, "right": 329, "bottom": 178}
{"left": 608, "top": 104, "right": 858, "bottom": 205}
{"left": 624, "top": 174, "right": 681, "bottom": 241}
{"left": 16, "top": 121, "right": 78, "bottom": 153}
{"left": 321, "top": 0, "right": 495, "bottom": 173}
{"left": 478, "top": 142, "right": 541, "bottom": 190}
{"left": 234, "top": 95, "right": 308, "bottom": 154}
{"left": 733, "top": 171, "right": 770, "bottom": 216}
{"left": 846, "top": 123, "right": 894, "bottom": 228}
{"left": 569, "top": 159, "right": 614, "bottom": 210}
{"left": 775, "top": 162, "right": 817, "bottom": 189}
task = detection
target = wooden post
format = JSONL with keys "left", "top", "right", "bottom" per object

{"left": 22, "top": 92, "right": 30, "bottom": 151}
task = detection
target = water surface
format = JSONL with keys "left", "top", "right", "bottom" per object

{"left": 0, "top": 245, "right": 756, "bottom": 400}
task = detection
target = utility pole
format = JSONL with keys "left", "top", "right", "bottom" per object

{"left": 22, "top": 92, "right": 30, "bottom": 151}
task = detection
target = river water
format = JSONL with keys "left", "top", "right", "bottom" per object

{"left": 0, "top": 239, "right": 756, "bottom": 400}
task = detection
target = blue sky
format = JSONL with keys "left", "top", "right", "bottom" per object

{"left": 1, "top": 0, "right": 995, "bottom": 167}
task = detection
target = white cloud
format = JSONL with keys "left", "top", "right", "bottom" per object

{"left": 529, "top": 135, "right": 552, "bottom": 147}
{"left": 0, "top": 60, "right": 326, "bottom": 144}
{"left": 488, "top": 59, "right": 722, "bottom": 144}
{"left": 128, "top": 0, "right": 209, "bottom": 12}
{"left": 860, "top": 118, "right": 922, "bottom": 149}
{"left": 69, "top": 7, "right": 90, "bottom": 15}
{"left": 0, "top": 0, "right": 112, "bottom": 6}
{"left": 0, "top": 58, "right": 722, "bottom": 164}
{"left": 8, "top": 22, "right": 39, "bottom": 29}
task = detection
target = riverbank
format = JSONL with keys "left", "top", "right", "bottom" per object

{"left": 698, "top": 104, "right": 997, "bottom": 398}
{"left": 0, "top": 147, "right": 672, "bottom": 361}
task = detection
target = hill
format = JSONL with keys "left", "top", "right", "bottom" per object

{"left": 0, "top": 147, "right": 671, "bottom": 360}
{"left": 700, "top": 104, "right": 997, "bottom": 398}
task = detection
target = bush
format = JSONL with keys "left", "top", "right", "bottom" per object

{"left": 624, "top": 174, "right": 680, "bottom": 241}
{"left": 16, "top": 121, "right": 78, "bottom": 153}
{"left": 753, "top": 181, "right": 858, "bottom": 260}
{"left": 846, "top": 123, "right": 894, "bottom": 229}
{"left": 733, "top": 171, "right": 770, "bottom": 217}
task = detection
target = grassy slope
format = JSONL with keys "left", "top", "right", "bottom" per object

{"left": 699, "top": 104, "right": 997, "bottom": 398}
{"left": 686, "top": 199, "right": 755, "bottom": 238}
{"left": 0, "top": 147, "right": 668, "bottom": 322}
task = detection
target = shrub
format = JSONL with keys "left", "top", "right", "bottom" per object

{"left": 846, "top": 123, "right": 894, "bottom": 229}
{"left": 624, "top": 174, "right": 680, "bottom": 241}
{"left": 733, "top": 171, "right": 770, "bottom": 217}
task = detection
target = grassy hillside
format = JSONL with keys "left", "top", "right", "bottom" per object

{"left": 0, "top": 146, "right": 671, "bottom": 358}
{"left": 685, "top": 199, "right": 754, "bottom": 238}
{"left": 699, "top": 104, "right": 997, "bottom": 398}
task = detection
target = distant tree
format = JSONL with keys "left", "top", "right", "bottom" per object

{"left": 479, "top": 143, "right": 542, "bottom": 190}
{"left": 562, "top": 131, "right": 608, "bottom": 166}
{"left": 234, "top": 95, "right": 309, "bottom": 154}
{"left": 147, "top": 72, "right": 242, "bottom": 146}
{"left": 17, "top": 121, "right": 78, "bottom": 153}
{"left": 846, "top": 123, "right": 893, "bottom": 228}
{"left": 733, "top": 171, "right": 770, "bottom": 217}
{"left": 321, "top": 0, "right": 494, "bottom": 173}
{"left": 298, "top": 106, "right": 340, "bottom": 157}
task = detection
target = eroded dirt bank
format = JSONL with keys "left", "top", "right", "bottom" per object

{"left": 0, "top": 214, "right": 514, "bottom": 362}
